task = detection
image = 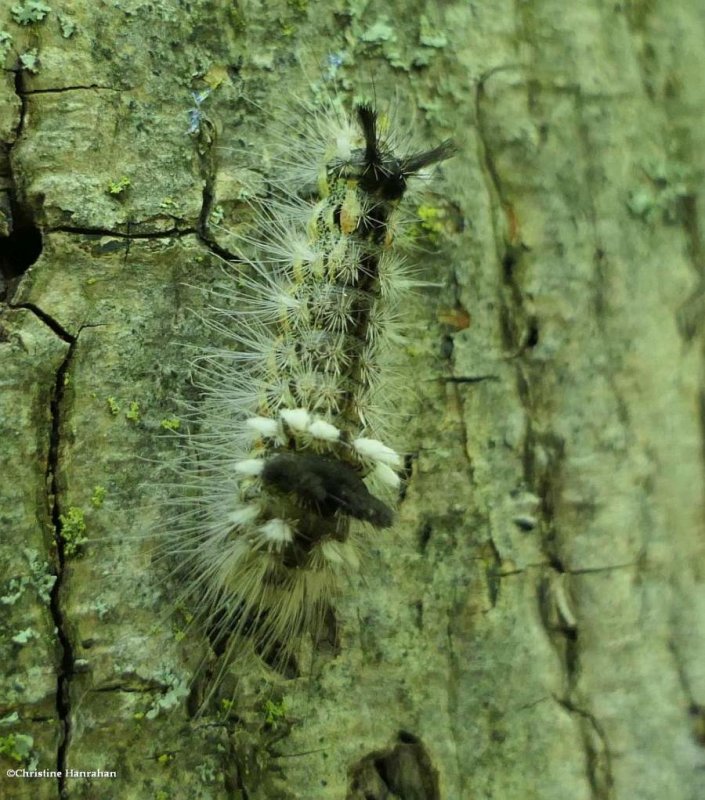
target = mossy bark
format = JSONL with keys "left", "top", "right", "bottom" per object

{"left": 1, "top": 1, "right": 704, "bottom": 799}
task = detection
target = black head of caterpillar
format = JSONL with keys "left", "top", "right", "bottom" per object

{"left": 353, "top": 103, "right": 456, "bottom": 201}
{"left": 167, "top": 93, "right": 454, "bottom": 698}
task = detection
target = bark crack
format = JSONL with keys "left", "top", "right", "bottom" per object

{"left": 441, "top": 374, "right": 500, "bottom": 385}
{"left": 667, "top": 637, "right": 705, "bottom": 750}
{"left": 554, "top": 696, "right": 614, "bottom": 800}
{"left": 667, "top": 637, "right": 696, "bottom": 706}
{"left": 18, "top": 85, "right": 119, "bottom": 95}
{"left": 9, "top": 302, "right": 73, "bottom": 341}
{"left": 50, "top": 225, "right": 197, "bottom": 239}
{"left": 475, "top": 66, "right": 532, "bottom": 357}
{"left": 43, "top": 312, "right": 78, "bottom": 799}
{"left": 25, "top": 308, "right": 106, "bottom": 798}
{"left": 12, "top": 67, "right": 28, "bottom": 141}
{"left": 193, "top": 97, "right": 227, "bottom": 263}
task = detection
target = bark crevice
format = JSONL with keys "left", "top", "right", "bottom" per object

{"left": 45, "top": 323, "right": 78, "bottom": 799}
{"left": 554, "top": 696, "right": 614, "bottom": 800}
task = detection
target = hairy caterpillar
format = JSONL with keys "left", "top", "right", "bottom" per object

{"left": 165, "top": 86, "right": 453, "bottom": 693}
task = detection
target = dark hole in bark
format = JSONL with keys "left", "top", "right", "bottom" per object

{"left": 0, "top": 201, "right": 43, "bottom": 300}
{"left": 347, "top": 733, "right": 440, "bottom": 800}
{"left": 526, "top": 317, "right": 540, "bottom": 347}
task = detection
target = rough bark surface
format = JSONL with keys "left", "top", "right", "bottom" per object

{"left": 1, "top": 1, "right": 704, "bottom": 799}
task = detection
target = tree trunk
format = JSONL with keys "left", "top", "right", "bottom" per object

{"left": 1, "top": 2, "right": 704, "bottom": 799}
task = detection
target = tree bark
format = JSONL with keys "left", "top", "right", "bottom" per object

{"left": 1, "top": 1, "right": 704, "bottom": 799}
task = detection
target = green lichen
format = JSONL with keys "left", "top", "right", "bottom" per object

{"left": 125, "top": 401, "right": 141, "bottom": 422}
{"left": 107, "top": 176, "right": 131, "bottom": 196}
{"left": 0, "top": 550, "right": 56, "bottom": 606}
{"left": 59, "top": 507, "right": 87, "bottom": 557}
{"left": 160, "top": 416, "right": 181, "bottom": 431}
{"left": 419, "top": 15, "right": 448, "bottom": 48}
{"left": 159, "top": 196, "right": 179, "bottom": 211}
{"left": 360, "top": 18, "right": 396, "bottom": 44}
{"left": 19, "top": 48, "right": 39, "bottom": 73}
{"left": 195, "top": 758, "right": 217, "bottom": 784}
{"left": 263, "top": 698, "right": 288, "bottom": 726}
{"left": 11, "top": 628, "right": 38, "bottom": 645}
{"left": 627, "top": 158, "right": 690, "bottom": 224}
{"left": 416, "top": 203, "right": 447, "bottom": 242}
{"left": 144, "top": 669, "right": 189, "bottom": 719}
{"left": 11, "top": 1, "right": 50, "bottom": 26}
{"left": 0, "top": 733, "right": 34, "bottom": 763}
{"left": 27, "top": 549, "right": 55, "bottom": 602}
{"left": 57, "top": 13, "right": 76, "bottom": 38}
{"left": 106, "top": 396, "right": 120, "bottom": 416}
{"left": 0, "top": 31, "right": 13, "bottom": 61}
{"left": 0, "top": 579, "right": 23, "bottom": 606}
{"left": 89, "top": 599, "right": 110, "bottom": 619}
{"left": 90, "top": 485, "right": 107, "bottom": 508}
{"left": 209, "top": 204, "right": 224, "bottom": 225}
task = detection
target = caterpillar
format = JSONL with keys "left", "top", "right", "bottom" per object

{"left": 165, "top": 85, "right": 454, "bottom": 693}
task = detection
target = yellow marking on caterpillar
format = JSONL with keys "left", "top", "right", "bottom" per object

{"left": 340, "top": 184, "right": 362, "bottom": 235}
